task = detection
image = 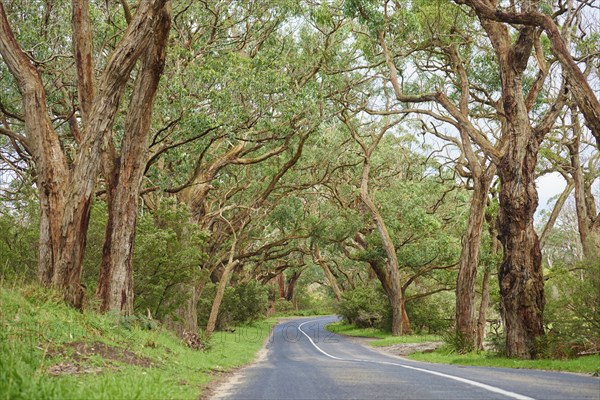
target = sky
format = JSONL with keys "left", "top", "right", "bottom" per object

{"left": 536, "top": 172, "right": 566, "bottom": 215}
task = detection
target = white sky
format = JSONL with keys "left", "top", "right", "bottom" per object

{"left": 536, "top": 172, "right": 566, "bottom": 214}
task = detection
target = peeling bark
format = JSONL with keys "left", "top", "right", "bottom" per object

{"left": 96, "top": 4, "right": 171, "bottom": 315}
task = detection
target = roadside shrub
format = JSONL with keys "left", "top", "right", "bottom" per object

{"left": 543, "top": 256, "right": 600, "bottom": 358}
{"left": 133, "top": 201, "right": 207, "bottom": 321}
{"left": 274, "top": 298, "right": 295, "bottom": 314}
{"left": 337, "top": 286, "right": 390, "bottom": 329}
{"left": 198, "top": 281, "right": 268, "bottom": 330}
{"left": 406, "top": 292, "right": 454, "bottom": 334}
{"left": 0, "top": 201, "right": 39, "bottom": 283}
{"left": 443, "top": 331, "right": 475, "bottom": 354}
{"left": 487, "top": 319, "right": 507, "bottom": 356}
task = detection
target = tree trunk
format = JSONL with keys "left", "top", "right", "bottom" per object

{"left": 96, "top": 7, "right": 170, "bottom": 314}
{"left": 455, "top": 173, "right": 494, "bottom": 350}
{"left": 314, "top": 246, "right": 342, "bottom": 301}
{"left": 400, "top": 296, "right": 411, "bottom": 334}
{"left": 0, "top": 0, "right": 169, "bottom": 310}
{"left": 569, "top": 108, "right": 600, "bottom": 258}
{"left": 497, "top": 144, "right": 545, "bottom": 359}
{"left": 469, "top": 9, "right": 548, "bottom": 359}
{"left": 360, "top": 159, "right": 403, "bottom": 335}
{"left": 285, "top": 271, "right": 301, "bottom": 301}
{"left": 476, "top": 266, "right": 491, "bottom": 350}
{"left": 277, "top": 273, "right": 285, "bottom": 298}
{"left": 390, "top": 291, "right": 404, "bottom": 336}
{"left": 205, "top": 260, "right": 238, "bottom": 337}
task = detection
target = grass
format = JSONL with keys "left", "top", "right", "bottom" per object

{"left": 325, "top": 322, "right": 442, "bottom": 346}
{"left": 408, "top": 346, "right": 600, "bottom": 375}
{"left": 326, "top": 322, "right": 600, "bottom": 375}
{"left": 0, "top": 284, "right": 276, "bottom": 400}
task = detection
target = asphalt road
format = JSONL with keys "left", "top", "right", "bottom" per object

{"left": 212, "top": 316, "right": 600, "bottom": 400}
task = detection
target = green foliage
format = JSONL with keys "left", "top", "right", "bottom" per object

{"left": 198, "top": 281, "right": 268, "bottom": 330}
{"left": 407, "top": 292, "right": 454, "bottom": 334}
{"left": 442, "top": 331, "right": 476, "bottom": 354}
{"left": 336, "top": 285, "right": 391, "bottom": 329}
{"left": 0, "top": 204, "right": 39, "bottom": 282}
{"left": 543, "top": 257, "right": 600, "bottom": 358}
{"left": 133, "top": 200, "right": 207, "bottom": 320}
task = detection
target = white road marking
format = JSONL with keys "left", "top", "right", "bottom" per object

{"left": 297, "top": 320, "right": 536, "bottom": 400}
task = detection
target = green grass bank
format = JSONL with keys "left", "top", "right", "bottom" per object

{"left": 0, "top": 285, "right": 276, "bottom": 400}
{"left": 326, "top": 322, "right": 600, "bottom": 375}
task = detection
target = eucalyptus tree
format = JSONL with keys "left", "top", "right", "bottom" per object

{"left": 344, "top": 0, "right": 595, "bottom": 357}
{"left": 345, "top": 0, "right": 500, "bottom": 349}
{"left": 140, "top": 1, "right": 352, "bottom": 334}
{"left": 450, "top": 0, "right": 598, "bottom": 359}
{"left": 339, "top": 112, "right": 409, "bottom": 334}
{"left": 0, "top": 0, "right": 170, "bottom": 309}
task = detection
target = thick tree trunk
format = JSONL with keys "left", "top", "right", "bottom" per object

{"left": 497, "top": 145, "right": 545, "bottom": 359}
{"left": 391, "top": 295, "right": 403, "bottom": 336}
{"left": 455, "top": 173, "right": 493, "bottom": 350}
{"left": 180, "top": 284, "right": 200, "bottom": 335}
{"left": 96, "top": 6, "right": 170, "bottom": 315}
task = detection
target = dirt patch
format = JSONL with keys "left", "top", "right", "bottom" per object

{"left": 46, "top": 341, "right": 154, "bottom": 375}
{"left": 47, "top": 362, "right": 102, "bottom": 376}
{"left": 375, "top": 341, "right": 444, "bottom": 356}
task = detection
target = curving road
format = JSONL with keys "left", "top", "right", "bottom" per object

{"left": 212, "top": 316, "right": 600, "bottom": 400}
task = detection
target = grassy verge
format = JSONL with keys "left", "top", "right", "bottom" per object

{"left": 325, "top": 322, "right": 442, "bottom": 346}
{"left": 0, "top": 285, "right": 275, "bottom": 400}
{"left": 408, "top": 346, "right": 600, "bottom": 375}
{"left": 326, "top": 322, "right": 599, "bottom": 375}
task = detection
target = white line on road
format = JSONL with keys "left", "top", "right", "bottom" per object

{"left": 297, "top": 320, "right": 536, "bottom": 400}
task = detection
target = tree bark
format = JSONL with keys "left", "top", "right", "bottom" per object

{"left": 399, "top": 294, "right": 411, "bottom": 334}
{"left": 476, "top": 266, "right": 491, "bottom": 350}
{"left": 497, "top": 141, "right": 545, "bottom": 359}
{"left": 96, "top": 4, "right": 171, "bottom": 315}
{"left": 455, "top": 3, "right": 549, "bottom": 359}
{"left": 277, "top": 273, "right": 285, "bottom": 298}
{"left": 0, "top": 0, "right": 168, "bottom": 309}
{"left": 205, "top": 260, "right": 238, "bottom": 337}
{"left": 455, "top": 171, "right": 494, "bottom": 350}
{"left": 569, "top": 108, "right": 600, "bottom": 258}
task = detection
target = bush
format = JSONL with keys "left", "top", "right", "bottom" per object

{"left": 406, "top": 292, "right": 454, "bottom": 334}
{"left": 0, "top": 201, "right": 39, "bottom": 282}
{"left": 543, "top": 256, "right": 600, "bottom": 358}
{"left": 443, "top": 331, "right": 475, "bottom": 354}
{"left": 336, "top": 286, "right": 391, "bottom": 329}
{"left": 132, "top": 200, "right": 207, "bottom": 320}
{"left": 198, "top": 281, "right": 268, "bottom": 330}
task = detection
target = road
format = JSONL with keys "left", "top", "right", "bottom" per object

{"left": 211, "top": 316, "right": 600, "bottom": 400}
